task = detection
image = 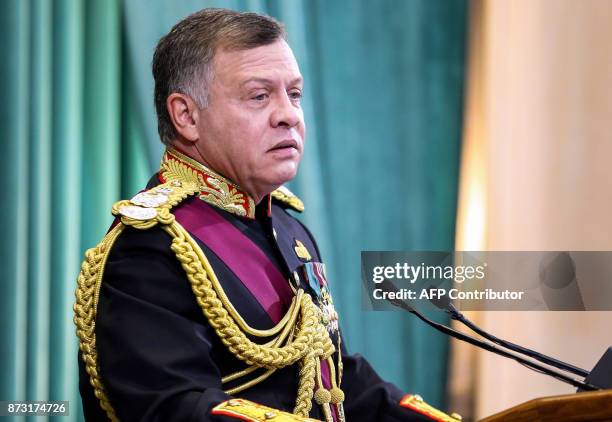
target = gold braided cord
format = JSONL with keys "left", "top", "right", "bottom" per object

{"left": 260, "top": 295, "right": 300, "bottom": 347}
{"left": 215, "top": 273, "right": 303, "bottom": 338}
{"left": 74, "top": 178, "right": 338, "bottom": 420}
{"left": 164, "top": 221, "right": 335, "bottom": 416}
{"left": 295, "top": 322, "right": 335, "bottom": 417}
{"left": 328, "top": 348, "right": 346, "bottom": 422}
{"left": 222, "top": 365, "right": 261, "bottom": 384}
{"left": 337, "top": 335, "right": 344, "bottom": 385}
{"left": 74, "top": 224, "right": 125, "bottom": 422}
{"left": 223, "top": 292, "right": 305, "bottom": 395}
{"left": 225, "top": 368, "right": 276, "bottom": 395}
{"left": 314, "top": 362, "right": 333, "bottom": 422}
{"left": 73, "top": 181, "right": 200, "bottom": 422}
{"left": 295, "top": 352, "right": 317, "bottom": 416}
{"left": 326, "top": 358, "right": 345, "bottom": 405}
{"left": 221, "top": 290, "right": 304, "bottom": 385}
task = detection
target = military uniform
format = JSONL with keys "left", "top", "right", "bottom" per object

{"left": 75, "top": 148, "right": 460, "bottom": 422}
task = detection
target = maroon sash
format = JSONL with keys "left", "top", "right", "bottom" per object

{"left": 174, "top": 198, "right": 336, "bottom": 419}
{"left": 173, "top": 198, "right": 293, "bottom": 324}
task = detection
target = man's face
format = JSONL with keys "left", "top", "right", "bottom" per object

{"left": 194, "top": 39, "right": 305, "bottom": 202}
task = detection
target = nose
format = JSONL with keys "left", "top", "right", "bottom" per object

{"left": 269, "top": 93, "right": 301, "bottom": 129}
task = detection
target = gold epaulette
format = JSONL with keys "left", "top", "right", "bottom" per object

{"left": 399, "top": 395, "right": 462, "bottom": 422}
{"left": 110, "top": 180, "right": 200, "bottom": 229}
{"left": 212, "top": 399, "right": 321, "bottom": 421}
{"left": 271, "top": 186, "right": 304, "bottom": 212}
{"left": 74, "top": 180, "right": 202, "bottom": 422}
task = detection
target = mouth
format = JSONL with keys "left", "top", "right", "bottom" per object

{"left": 269, "top": 139, "right": 299, "bottom": 152}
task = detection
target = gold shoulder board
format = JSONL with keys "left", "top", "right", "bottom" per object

{"left": 271, "top": 186, "right": 304, "bottom": 213}
{"left": 212, "top": 399, "right": 321, "bottom": 421}
{"left": 111, "top": 180, "right": 200, "bottom": 229}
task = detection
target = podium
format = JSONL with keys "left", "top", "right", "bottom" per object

{"left": 480, "top": 389, "right": 612, "bottom": 422}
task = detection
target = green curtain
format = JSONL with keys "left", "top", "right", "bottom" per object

{"left": 0, "top": 0, "right": 466, "bottom": 420}
{"left": 300, "top": 1, "right": 468, "bottom": 406}
{"left": 0, "top": 1, "right": 150, "bottom": 421}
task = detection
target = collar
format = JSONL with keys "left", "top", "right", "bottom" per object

{"left": 159, "top": 148, "right": 270, "bottom": 219}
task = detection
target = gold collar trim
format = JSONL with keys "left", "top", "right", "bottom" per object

{"left": 271, "top": 186, "right": 304, "bottom": 213}
{"left": 159, "top": 148, "right": 257, "bottom": 218}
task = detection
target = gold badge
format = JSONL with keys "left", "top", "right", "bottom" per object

{"left": 294, "top": 239, "right": 312, "bottom": 261}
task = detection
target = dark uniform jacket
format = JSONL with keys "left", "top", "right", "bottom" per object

{"left": 76, "top": 148, "right": 456, "bottom": 422}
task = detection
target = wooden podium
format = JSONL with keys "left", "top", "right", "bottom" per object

{"left": 480, "top": 389, "right": 612, "bottom": 422}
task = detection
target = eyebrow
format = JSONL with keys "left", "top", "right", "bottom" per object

{"left": 241, "top": 76, "right": 304, "bottom": 87}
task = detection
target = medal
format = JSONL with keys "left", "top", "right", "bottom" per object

{"left": 118, "top": 205, "right": 157, "bottom": 220}
{"left": 300, "top": 262, "right": 339, "bottom": 335}
{"left": 130, "top": 192, "right": 168, "bottom": 208}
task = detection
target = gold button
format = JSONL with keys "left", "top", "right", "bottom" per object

{"left": 227, "top": 400, "right": 238, "bottom": 407}
{"left": 451, "top": 412, "right": 463, "bottom": 421}
{"left": 264, "top": 411, "right": 276, "bottom": 419}
{"left": 413, "top": 394, "right": 423, "bottom": 402}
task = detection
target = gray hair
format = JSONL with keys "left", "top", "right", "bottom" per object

{"left": 152, "top": 8, "right": 286, "bottom": 145}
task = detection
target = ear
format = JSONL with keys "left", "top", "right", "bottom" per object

{"left": 166, "top": 93, "right": 200, "bottom": 143}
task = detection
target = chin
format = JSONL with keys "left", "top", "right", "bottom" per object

{"left": 269, "top": 165, "right": 299, "bottom": 187}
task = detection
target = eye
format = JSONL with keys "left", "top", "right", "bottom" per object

{"left": 252, "top": 93, "right": 269, "bottom": 101}
{"left": 289, "top": 90, "right": 303, "bottom": 101}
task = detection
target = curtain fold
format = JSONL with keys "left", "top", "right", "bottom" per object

{"left": 49, "top": 0, "right": 84, "bottom": 413}
{"left": 27, "top": 0, "right": 53, "bottom": 409}
{"left": 0, "top": 1, "right": 466, "bottom": 419}
{"left": 300, "top": 0, "right": 467, "bottom": 405}
{"left": 1, "top": 1, "right": 149, "bottom": 420}
{"left": 0, "top": 0, "right": 29, "bottom": 405}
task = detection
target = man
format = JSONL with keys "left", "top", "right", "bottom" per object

{"left": 74, "top": 8, "right": 459, "bottom": 422}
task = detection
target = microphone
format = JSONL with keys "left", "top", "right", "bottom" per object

{"left": 379, "top": 280, "right": 601, "bottom": 391}
{"left": 418, "top": 280, "right": 590, "bottom": 378}
{"left": 539, "top": 252, "right": 586, "bottom": 311}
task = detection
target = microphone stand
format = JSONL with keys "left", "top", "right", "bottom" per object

{"left": 380, "top": 281, "right": 601, "bottom": 391}
{"left": 445, "top": 302, "right": 590, "bottom": 378}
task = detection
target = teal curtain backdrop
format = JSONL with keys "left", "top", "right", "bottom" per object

{"left": 0, "top": 1, "right": 467, "bottom": 420}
